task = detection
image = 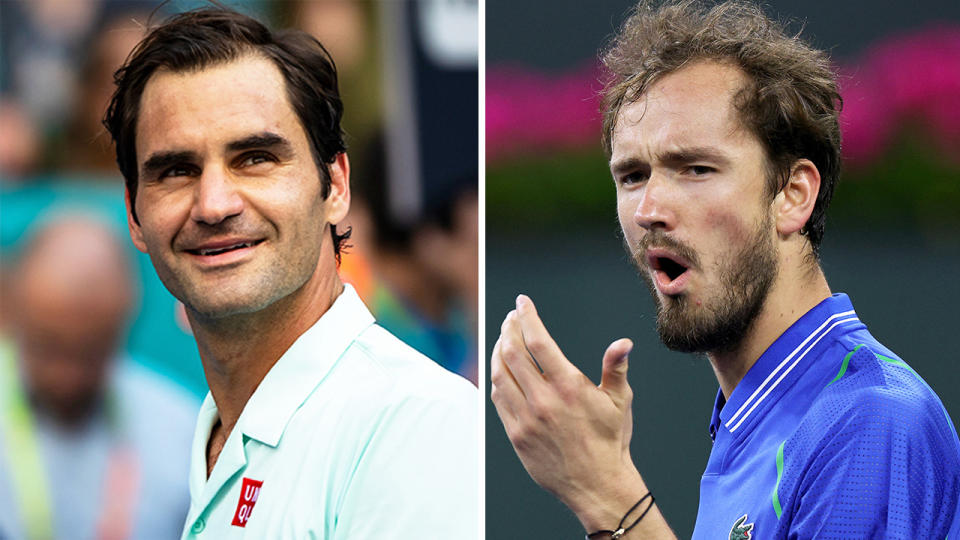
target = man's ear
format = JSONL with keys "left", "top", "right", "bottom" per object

{"left": 325, "top": 152, "right": 351, "bottom": 226}
{"left": 125, "top": 187, "right": 148, "bottom": 254}
{"left": 774, "top": 159, "right": 820, "bottom": 238}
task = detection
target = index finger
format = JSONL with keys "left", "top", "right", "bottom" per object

{"left": 514, "top": 294, "right": 578, "bottom": 377}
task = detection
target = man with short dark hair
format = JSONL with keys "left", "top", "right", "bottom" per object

{"left": 491, "top": 2, "right": 960, "bottom": 538}
{"left": 104, "top": 8, "right": 477, "bottom": 539}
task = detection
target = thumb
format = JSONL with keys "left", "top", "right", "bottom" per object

{"left": 600, "top": 338, "right": 633, "bottom": 402}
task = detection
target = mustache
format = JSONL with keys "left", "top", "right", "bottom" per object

{"left": 630, "top": 230, "right": 701, "bottom": 271}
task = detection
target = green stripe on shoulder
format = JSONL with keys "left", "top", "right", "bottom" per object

{"left": 771, "top": 441, "right": 786, "bottom": 519}
{"left": 827, "top": 344, "right": 866, "bottom": 386}
{"left": 828, "top": 344, "right": 922, "bottom": 385}
{"left": 876, "top": 353, "right": 920, "bottom": 379}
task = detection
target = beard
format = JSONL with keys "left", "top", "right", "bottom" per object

{"left": 630, "top": 213, "right": 778, "bottom": 354}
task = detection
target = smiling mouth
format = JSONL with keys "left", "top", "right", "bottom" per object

{"left": 187, "top": 240, "right": 263, "bottom": 256}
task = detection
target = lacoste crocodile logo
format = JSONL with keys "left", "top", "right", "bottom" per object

{"left": 729, "top": 514, "right": 754, "bottom": 540}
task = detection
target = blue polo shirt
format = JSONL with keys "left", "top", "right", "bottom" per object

{"left": 692, "top": 294, "right": 960, "bottom": 539}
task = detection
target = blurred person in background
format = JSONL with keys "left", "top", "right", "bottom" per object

{"left": 350, "top": 185, "right": 479, "bottom": 384}
{"left": 54, "top": 11, "right": 150, "bottom": 176}
{"left": 0, "top": 0, "right": 102, "bottom": 138}
{"left": 285, "top": 0, "right": 381, "bottom": 149}
{"left": 0, "top": 214, "right": 196, "bottom": 540}
{"left": 0, "top": 99, "right": 41, "bottom": 182}
{"left": 0, "top": 1, "right": 142, "bottom": 183}
{"left": 292, "top": 0, "right": 479, "bottom": 383}
{"left": 349, "top": 134, "right": 479, "bottom": 384}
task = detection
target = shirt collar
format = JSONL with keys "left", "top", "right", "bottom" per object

{"left": 708, "top": 388, "right": 725, "bottom": 442}
{"left": 709, "top": 293, "right": 859, "bottom": 440}
{"left": 235, "top": 284, "right": 375, "bottom": 447}
{"left": 188, "top": 394, "right": 220, "bottom": 501}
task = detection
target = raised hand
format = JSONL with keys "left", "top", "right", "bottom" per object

{"left": 491, "top": 294, "right": 670, "bottom": 536}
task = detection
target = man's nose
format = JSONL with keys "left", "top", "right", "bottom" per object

{"left": 634, "top": 173, "right": 674, "bottom": 231}
{"left": 190, "top": 165, "right": 244, "bottom": 225}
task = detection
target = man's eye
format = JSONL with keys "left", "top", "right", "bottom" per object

{"left": 160, "top": 165, "right": 194, "bottom": 179}
{"left": 238, "top": 152, "right": 275, "bottom": 167}
{"left": 621, "top": 171, "right": 649, "bottom": 185}
{"left": 688, "top": 165, "right": 715, "bottom": 176}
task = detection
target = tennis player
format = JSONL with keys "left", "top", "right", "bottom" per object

{"left": 491, "top": 2, "right": 960, "bottom": 538}
{"left": 104, "top": 7, "right": 477, "bottom": 538}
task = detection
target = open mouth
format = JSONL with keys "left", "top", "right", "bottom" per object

{"left": 187, "top": 239, "right": 263, "bottom": 257}
{"left": 655, "top": 256, "right": 688, "bottom": 281}
{"left": 646, "top": 250, "right": 691, "bottom": 284}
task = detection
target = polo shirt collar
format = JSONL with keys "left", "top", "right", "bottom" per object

{"left": 708, "top": 293, "right": 859, "bottom": 440}
{"left": 236, "top": 283, "right": 375, "bottom": 447}
{"left": 189, "top": 394, "right": 220, "bottom": 501}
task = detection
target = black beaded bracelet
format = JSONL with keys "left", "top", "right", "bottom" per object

{"left": 585, "top": 492, "right": 655, "bottom": 540}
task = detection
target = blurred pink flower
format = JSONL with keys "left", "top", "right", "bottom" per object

{"left": 486, "top": 64, "right": 603, "bottom": 161}
{"left": 487, "top": 25, "right": 960, "bottom": 167}
{"left": 840, "top": 26, "right": 960, "bottom": 166}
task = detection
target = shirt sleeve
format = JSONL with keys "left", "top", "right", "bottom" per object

{"left": 332, "top": 384, "right": 478, "bottom": 540}
{"left": 784, "top": 383, "right": 960, "bottom": 539}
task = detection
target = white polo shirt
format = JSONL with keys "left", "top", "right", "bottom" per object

{"left": 180, "top": 285, "right": 477, "bottom": 539}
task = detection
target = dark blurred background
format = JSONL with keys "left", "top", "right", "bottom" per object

{"left": 0, "top": 1, "right": 477, "bottom": 538}
{"left": 486, "top": 1, "right": 960, "bottom": 538}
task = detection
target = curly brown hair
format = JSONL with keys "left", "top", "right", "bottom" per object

{"left": 601, "top": 0, "right": 842, "bottom": 256}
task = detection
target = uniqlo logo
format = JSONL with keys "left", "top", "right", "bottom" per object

{"left": 231, "top": 478, "right": 263, "bottom": 527}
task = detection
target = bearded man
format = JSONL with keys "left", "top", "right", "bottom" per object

{"left": 490, "top": 1, "right": 960, "bottom": 538}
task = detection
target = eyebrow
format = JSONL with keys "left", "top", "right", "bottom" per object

{"left": 657, "top": 147, "right": 731, "bottom": 167}
{"left": 141, "top": 150, "right": 199, "bottom": 180}
{"left": 610, "top": 156, "right": 647, "bottom": 177}
{"left": 609, "top": 146, "right": 731, "bottom": 175}
{"left": 140, "top": 132, "right": 295, "bottom": 179}
{"left": 225, "top": 132, "right": 294, "bottom": 156}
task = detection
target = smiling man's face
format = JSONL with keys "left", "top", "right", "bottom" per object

{"left": 128, "top": 54, "right": 348, "bottom": 319}
{"left": 610, "top": 60, "right": 779, "bottom": 353}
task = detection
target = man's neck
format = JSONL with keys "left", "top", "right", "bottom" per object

{"left": 188, "top": 265, "right": 344, "bottom": 442}
{"left": 709, "top": 261, "right": 831, "bottom": 400}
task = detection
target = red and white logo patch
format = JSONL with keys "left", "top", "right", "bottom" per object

{"left": 231, "top": 477, "right": 263, "bottom": 527}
